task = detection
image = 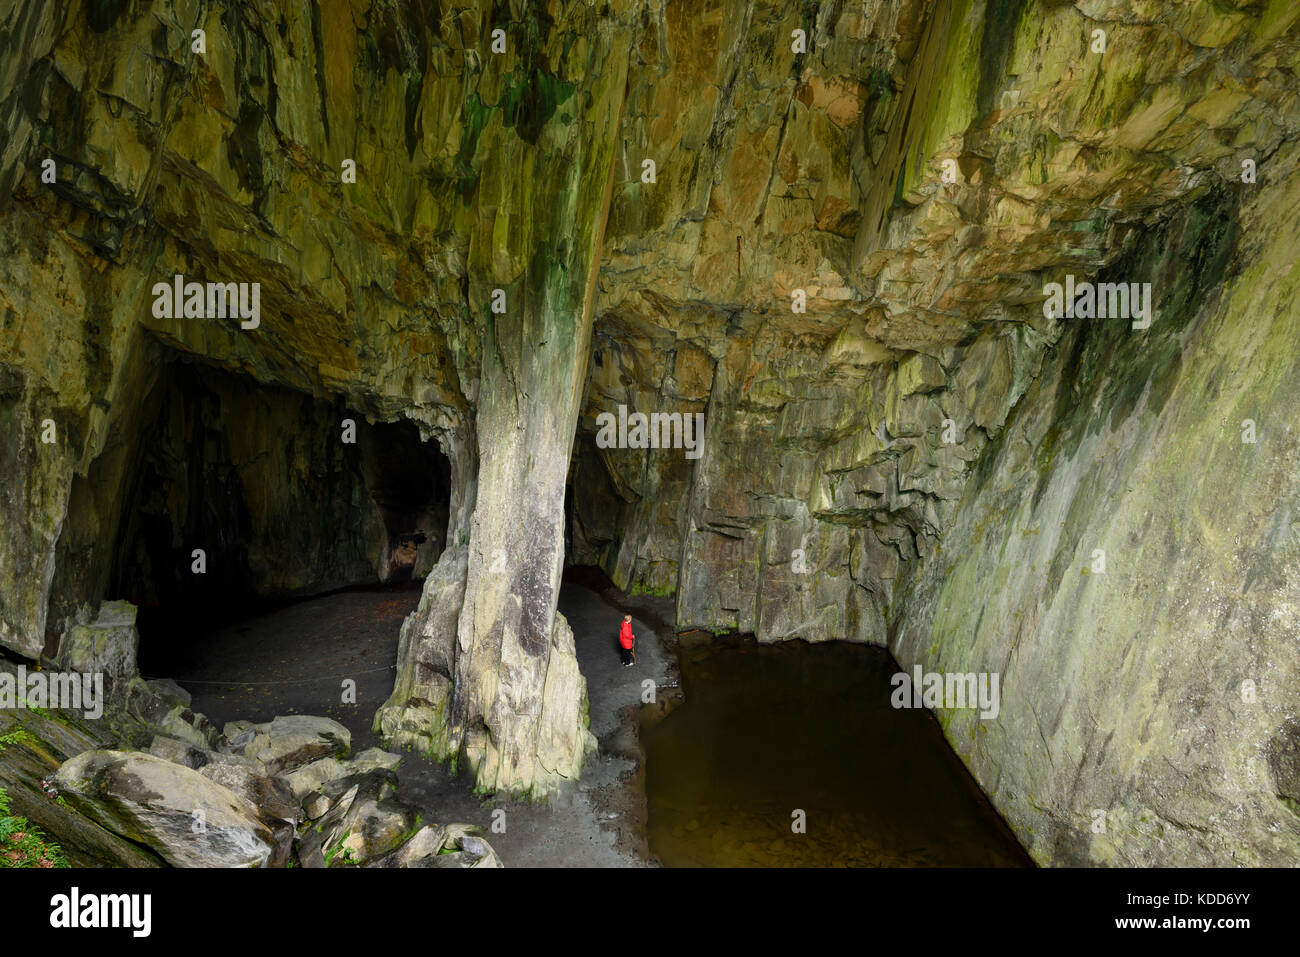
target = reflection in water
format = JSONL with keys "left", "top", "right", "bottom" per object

{"left": 640, "top": 638, "right": 1032, "bottom": 867}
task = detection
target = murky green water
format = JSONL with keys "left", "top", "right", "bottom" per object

{"left": 640, "top": 638, "right": 1032, "bottom": 867}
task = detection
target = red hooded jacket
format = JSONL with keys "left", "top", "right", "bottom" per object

{"left": 619, "top": 620, "right": 635, "bottom": 649}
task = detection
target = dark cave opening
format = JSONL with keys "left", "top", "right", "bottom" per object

{"left": 366, "top": 419, "right": 451, "bottom": 584}
{"left": 55, "top": 357, "right": 452, "bottom": 678}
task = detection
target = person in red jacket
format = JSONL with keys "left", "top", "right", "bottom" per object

{"left": 619, "top": 614, "right": 635, "bottom": 667}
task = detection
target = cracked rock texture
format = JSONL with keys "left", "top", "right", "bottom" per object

{"left": 1, "top": 0, "right": 1298, "bottom": 860}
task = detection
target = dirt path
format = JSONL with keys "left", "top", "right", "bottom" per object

{"left": 152, "top": 574, "right": 674, "bottom": 867}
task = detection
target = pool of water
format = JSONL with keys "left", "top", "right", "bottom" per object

{"left": 639, "top": 637, "right": 1032, "bottom": 867}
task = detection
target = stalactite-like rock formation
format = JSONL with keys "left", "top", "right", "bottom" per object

{"left": 377, "top": 10, "right": 630, "bottom": 795}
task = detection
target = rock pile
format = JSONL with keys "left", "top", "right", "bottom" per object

{"left": 51, "top": 707, "right": 500, "bottom": 868}
{"left": 3, "top": 600, "right": 501, "bottom": 868}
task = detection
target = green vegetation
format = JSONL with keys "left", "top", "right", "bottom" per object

{"left": 400, "top": 814, "right": 424, "bottom": 842}
{"left": 456, "top": 93, "right": 493, "bottom": 199}
{"left": 0, "top": 787, "right": 68, "bottom": 868}
{"left": 499, "top": 68, "right": 575, "bottom": 144}
{"left": 628, "top": 581, "right": 675, "bottom": 598}
{"left": 324, "top": 831, "right": 357, "bottom": 867}
{"left": 0, "top": 726, "right": 36, "bottom": 755}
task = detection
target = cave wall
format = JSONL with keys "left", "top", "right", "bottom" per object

{"left": 892, "top": 159, "right": 1300, "bottom": 867}
{"left": 1, "top": 0, "right": 478, "bottom": 659}
{"left": 4, "top": 0, "right": 616, "bottom": 800}
{"left": 560, "top": 0, "right": 1300, "bottom": 863}
{"left": 361, "top": 419, "right": 451, "bottom": 582}
{"left": 571, "top": 0, "right": 1300, "bottom": 654}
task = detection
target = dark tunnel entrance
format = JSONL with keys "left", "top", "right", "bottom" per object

{"left": 366, "top": 419, "right": 450, "bottom": 584}
{"left": 58, "top": 358, "right": 451, "bottom": 678}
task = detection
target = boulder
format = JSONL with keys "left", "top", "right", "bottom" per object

{"left": 222, "top": 720, "right": 257, "bottom": 751}
{"left": 297, "top": 769, "right": 417, "bottom": 867}
{"left": 347, "top": 747, "right": 402, "bottom": 774}
{"left": 157, "top": 706, "right": 220, "bottom": 751}
{"left": 297, "top": 782, "right": 359, "bottom": 868}
{"left": 198, "top": 764, "right": 298, "bottom": 825}
{"left": 310, "top": 767, "right": 398, "bottom": 808}
{"left": 123, "top": 678, "right": 176, "bottom": 728}
{"left": 147, "top": 735, "right": 208, "bottom": 769}
{"left": 145, "top": 678, "right": 192, "bottom": 709}
{"left": 444, "top": 823, "right": 503, "bottom": 868}
{"left": 57, "top": 601, "right": 139, "bottom": 678}
{"left": 301, "top": 789, "right": 335, "bottom": 822}
{"left": 371, "top": 824, "right": 448, "bottom": 867}
{"left": 199, "top": 762, "right": 300, "bottom": 867}
{"left": 278, "top": 747, "right": 402, "bottom": 800}
{"left": 367, "top": 822, "right": 503, "bottom": 869}
{"left": 280, "top": 758, "right": 345, "bottom": 801}
{"left": 148, "top": 736, "right": 265, "bottom": 774}
{"left": 229, "top": 715, "right": 350, "bottom": 774}
{"left": 330, "top": 797, "right": 419, "bottom": 866}
{"left": 53, "top": 750, "right": 275, "bottom": 867}
{"left": 121, "top": 679, "right": 214, "bottom": 750}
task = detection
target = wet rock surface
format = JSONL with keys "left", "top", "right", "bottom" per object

{"left": 229, "top": 714, "right": 352, "bottom": 775}
{"left": 52, "top": 750, "right": 277, "bottom": 869}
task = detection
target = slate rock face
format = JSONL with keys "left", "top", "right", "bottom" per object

{"left": 0, "top": 678, "right": 166, "bottom": 868}
{"left": 56, "top": 601, "right": 139, "bottom": 678}
{"left": 52, "top": 750, "right": 275, "bottom": 868}
{"left": 892, "top": 184, "right": 1300, "bottom": 867}
{"left": 297, "top": 770, "right": 416, "bottom": 867}
{"left": 226, "top": 716, "right": 352, "bottom": 776}
{"left": 277, "top": 747, "right": 402, "bottom": 801}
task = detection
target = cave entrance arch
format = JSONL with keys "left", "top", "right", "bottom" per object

{"left": 364, "top": 419, "right": 450, "bottom": 584}
{"left": 49, "top": 356, "right": 452, "bottom": 680}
